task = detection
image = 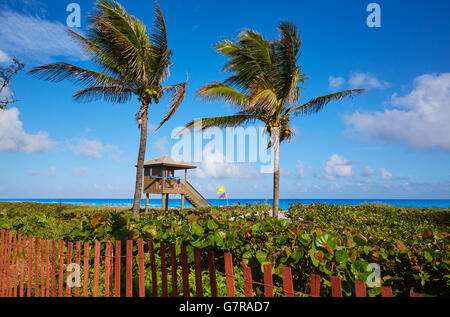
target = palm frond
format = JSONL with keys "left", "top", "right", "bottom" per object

{"left": 196, "top": 82, "right": 251, "bottom": 109}
{"left": 73, "top": 86, "right": 133, "bottom": 103}
{"left": 156, "top": 80, "right": 187, "bottom": 130}
{"left": 290, "top": 89, "right": 365, "bottom": 116}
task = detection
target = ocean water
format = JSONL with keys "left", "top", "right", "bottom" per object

{"left": 1, "top": 198, "right": 450, "bottom": 209}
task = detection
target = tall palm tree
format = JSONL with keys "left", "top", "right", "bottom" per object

{"left": 29, "top": 0, "right": 186, "bottom": 216}
{"left": 180, "top": 22, "right": 364, "bottom": 218}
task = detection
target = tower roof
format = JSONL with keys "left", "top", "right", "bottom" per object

{"left": 142, "top": 155, "right": 197, "bottom": 170}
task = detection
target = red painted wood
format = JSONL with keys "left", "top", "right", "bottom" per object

{"left": 381, "top": 286, "right": 393, "bottom": 297}
{"left": 170, "top": 243, "right": 177, "bottom": 297}
{"left": 331, "top": 276, "right": 343, "bottom": 297}
{"left": 10, "top": 233, "right": 18, "bottom": 297}
{"left": 27, "top": 236, "right": 33, "bottom": 297}
{"left": 410, "top": 292, "right": 422, "bottom": 297}
{"left": 181, "top": 245, "right": 189, "bottom": 297}
{"left": 19, "top": 235, "right": 27, "bottom": 297}
{"left": 93, "top": 242, "right": 101, "bottom": 297}
{"left": 114, "top": 240, "right": 121, "bottom": 297}
{"left": 193, "top": 247, "right": 203, "bottom": 297}
{"left": 224, "top": 253, "right": 235, "bottom": 297}
{"left": 39, "top": 239, "right": 45, "bottom": 298}
{"left": 160, "top": 241, "right": 168, "bottom": 297}
{"left": 58, "top": 240, "right": 65, "bottom": 297}
{"left": 355, "top": 280, "right": 367, "bottom": 297}
{"left": 5, "top": 232, "right": 13, "bottom": 297}
{"left": 0, "top": 230, "right": 5, "bottom": 293}
{"left": 281, "top": 267, "right": 295, "bottom": 297}
{"left": 241, "top": 260, "right": 253, "bottom": 297}
{"left": 65, "top": 242, "right": 73, "bottom": 297}
{"left": 51, "top": 240, "right": 56, "bottom": 297}
{"left": 126, "top": 240, "right": 133, "bottom": 297}
{"left": 74, "top": 242, "right": 81, "bottom": 297}
{"left": 148, "top": 241, "right": 157, "bottom": 297}
{"left": 263, "top": 264, "right": 274, "bottom": 297}
{"left": 310, "top": 274, "right": 321, "bottom": 297}
{"left": 137, "top": 239, "right": 145, "bottom": 297}
{"left": 104, "top": 241, "right": 112, "bottom": 297}
{"left": 207, "top": 250, "right": 217, "bottom": 297}
{"left": 34, "top": 238, "right": 40, "bottom": 297}
{"left": 83, "top": 242, "right": 89, "bottom": 297}
{"left": 44, "top": 240, "right": 50, "bottom": 297}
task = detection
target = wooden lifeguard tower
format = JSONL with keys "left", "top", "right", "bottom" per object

{"left": 142, "top": 155, "right": 211, "bottom": 210}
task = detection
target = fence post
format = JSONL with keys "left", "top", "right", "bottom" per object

{"left": 170, "top": 243, "right": 178, "bottom": 297}
{"left": 193, "top": 247, "right": 203, "bottom": 297}
{"left": 44, "top": 240, "right": 50, "bottom": 297}
{"left": 181, "top": 245, "right": 189, "bottom": 297}
{"left": 27, "top": 236, "right": 33, "bottom": 297}
{"left": 104, "top": 241, "right": 112, "bottom": 297}
{"left": 137, "top": 239, "right": 145, "bottom": 298}
{"left": 148, "top": 241, "right": 158, "bottom": 297}
{"left": 58, "top": 240, "right": 65, "bottom": 297}
{"left": 39, "top": 238, "right": 45, "bottom": 298}
{"left": 224, "top": 253, "right": 235, "bottom": 297}
{"left": 241, "top": 260, "right": 253, "bottom": 297}
{"left": 281, "top": 267, "right": 294, "bottom": 297}
{"left": 207, "top": 250, "right": 217, "bottom": 298}
{"left": 263, "top": 264, "right": 274, "bottom": 297}
{"left": 74, "top": 242, "right": 81, "bottom": 297}
{"left": 51, "top": 240, "right": 56, "bottom": 297}
{"left": 10, "top": 234, "right": 19, "bottom": 297}
{"left": 126, "top": 240, "right": 133, "bottom": 297}
{"left": 93, "top": 242, "right": 101, "bottom": 297}
{"left": 65, "top": 242, "right": 73, "bottom": 297}
{"left": 19, "top": 235, "right": 27, "bottom": 297}
{"left": 114, "top": 240, "right": 121, "bottom": 297}
{"left": 331, "top": 276, "right": 343, "bottom": 297}
{"left": 381, "top": 286, "right": 393, "bottom": 297}
{"left": 355, "top": 280, "right": 367, "bottom": 297}
{"left": 160, "top": 241, "right": 168, "bottom": 297}
{"left": 83, "top": 242, "right": 90, "bottom": 297}
{"left": 0, "top": 230, "right": 5, "bottom": 296}
{"left": 5, "top": 232, "right": 13, "bottom": 297}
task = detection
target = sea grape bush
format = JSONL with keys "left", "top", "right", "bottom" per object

{"left": 0, "top": 202, "right": 448, "bottom": 297}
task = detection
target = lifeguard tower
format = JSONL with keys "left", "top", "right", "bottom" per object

{"left": 142, "top": 155, "right": 211, "bottom": 210}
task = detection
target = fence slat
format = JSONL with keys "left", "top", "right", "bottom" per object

{"left": 104, "top": 241, "right": 112, "bottom": 297}
{"left": 410, "top": 292, "right": 422, "bottom": 297}
{"left": 160, "top": 241, "right": 168, "bottom": 297}
{"left": 170, "top": 243, "right": 177, "bottom": 297}
{"left": 51, "top": 240, "right": 56, "bottom": 297}
{"left": 263, "top": 264, "right": 274, "bottom": 297}
{"left": 148, "top": 241, "right": 157, "bottom": 297}
{"left": 137, "top": 239, "right": 145, "bottom": 298}
{"left": 11, "top": 234, "right": 19, "bottom": 297}
{"left": 5, "top": 232, "right": 13, "bottom": 297}
{"left": 281, "top": 267, "right": 294, "bottom": 297}
{"left": 83, "top": 242, "right": 90, "bottom": 297}
{"left": 114, "top": 241, "right": 121, "bottom": 298}
{"left": 34, "top": 238, "right": 40, "bottom": 297}
{"left": 355, "top": 280, "right": 367, "bottom": 297}
{"left": 19, "top": 235, "right": 27, "bottom": 297}
{"left": 381, "top": 286, "right": 393, "bottom": 297}
{"left": 74, "top": 242, "right": 81, "bottom": 297}
{"left": 181, "top": 245, "right": 189, "bottom": 297}
{"left": 126, "top": 240, "right": 133, "bottom": 297}
{"left": 93, "top": 242, "right": 101, "bottom": 297}
{"left": 39, "top": 239, "right": 45, "bottom": 298}
{"left": 331, "top": 276, "right": 343, "bottom": 297}
{"left": 44, "top": 240, "right": 50, "bottom": 297}
{"left": 58, "top": 240, "right": 65, "bottom": 297}
{"left": 65, "top": 242, "right": 73, "bottom": 297}
{"left": 224, "top": 253, "right": 235, "bottom": 297}
{"left": 27, "top": 236, "right": 33, "bottom": 297}
{"left": 193, "top": 247, "right": 203, "bottom": 297}
{"left": 0, "top": 230, "right": 4, "bottom": 292}
{"left": 310, "top": 274, "right": 321, "bottom": 297}
{"left": 241, "top": 260, "right": 253, "bottom": 297}
{"left": 208, "top": 250, "right": 217, "bottom": 298}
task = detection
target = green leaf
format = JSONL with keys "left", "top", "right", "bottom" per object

{"left": 214, "top": 231, "right": 226, "bottom": 247}
{"left": 353, "top": 234, "right": 368, "bottom": 246}
{"left": 255, "top": 250, "right": 268, "bottom": 264}
{"left": 207, "top": 219, "right": 218, "bottom": 230}
{"left": 335, "top": 250, "right": 349, "bottom": 263}
{"left": 192, "top": 223, "right": 204, "bottom": 236}
{"left": 315, "top": 233, "right": 338, "bottom": 252}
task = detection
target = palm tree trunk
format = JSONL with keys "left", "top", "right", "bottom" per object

{"left": 272, "top": 126, "right": 280, "bottom": 219}
{"left": 132, "top": 105, "right": 148, "bottom": 217}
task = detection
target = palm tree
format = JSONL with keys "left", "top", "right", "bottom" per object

{"left": 29, "top": 0, "right": 187, "bottom": 216}
{"left": 180, "top": 22, "right": 364, "bottom": 218}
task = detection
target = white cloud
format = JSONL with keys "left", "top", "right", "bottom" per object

{"left": 0, "top": 49, "right": 10, "bottom": 63}
{"left": 194, "top": 147, "right": 260, "bottom": 179}
{"left": 344, "top": 73, "right": 450, "bottom": 151}
{"left": 328, "top": 76, "right": 345, "bottom": 89}
{"left": 71, "top": 139, "right": 117, "bottom": 159}
{"left": 28, "top": 165, "right": 56, "bottom": 177}
{"left": 0, "top": 10, "right": 86, "bottom": 62}
{"left": 380, "top": 168, "right": 395, "bottom": 180}
{"left": 324, "top": 154, "right": 353, "bottom": 181}
{"left": 349, "top": 72, "right": 389, "bottom": 89}
{"left": 296, "top": 160, "right": 305, "bottom": 179}
{"left": 361, "top": 165, "right": 375, "bottom": 177}
{"left": 0, "top": 107, "right": 53, "bottom": 153}
{"left": 154, "top": 136, "right": 169, "bottom": 154}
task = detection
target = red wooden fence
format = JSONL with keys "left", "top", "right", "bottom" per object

{"left": 0, "top": 229, "right": 421, "bottom": 298}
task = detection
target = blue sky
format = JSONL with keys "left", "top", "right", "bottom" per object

{"left": 0, "top": 0, "right": 449, "bottom": 199}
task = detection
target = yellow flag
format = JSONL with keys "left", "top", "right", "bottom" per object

{"left": 217, "top": 185, "right": 226, "bottom": 194}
